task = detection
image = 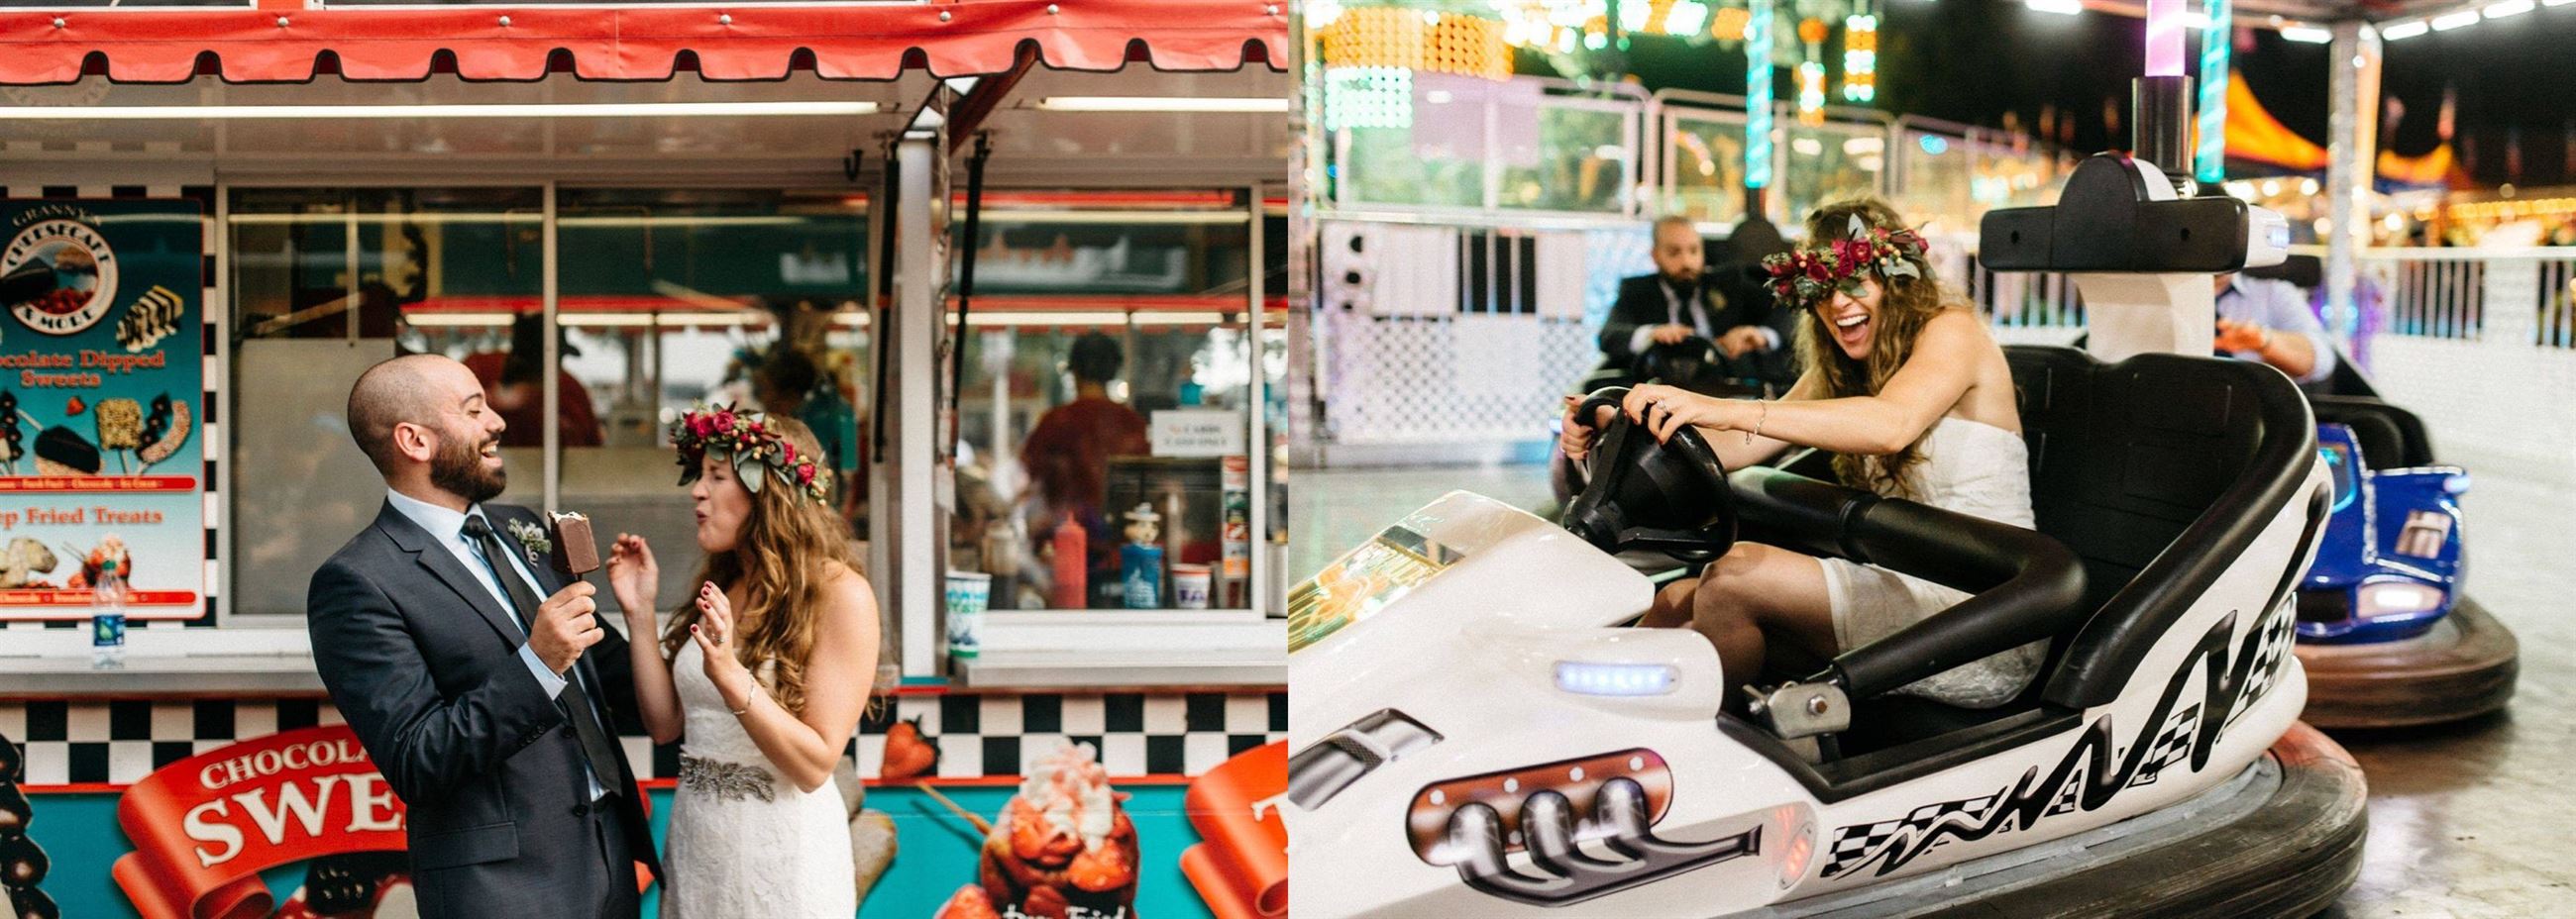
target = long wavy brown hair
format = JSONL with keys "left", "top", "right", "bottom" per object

{"left": 660, "top": 416, "right": 865, "bottom": 716}
{"left": 1790, "top": 196, "right": 1965, "bottom": 500}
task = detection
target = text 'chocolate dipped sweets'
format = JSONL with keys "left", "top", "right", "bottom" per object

{"left": 549, "top": 512, "right": 601, "bottom": 577}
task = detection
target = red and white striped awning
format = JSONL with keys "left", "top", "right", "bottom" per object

{"left": 0, "top": 0, "right": 1285, "bottom": 85}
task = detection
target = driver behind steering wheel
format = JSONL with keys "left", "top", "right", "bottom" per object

{"left": 1561, "top": 198, "right": 2043, "bottom": 710}
{"left": 1597, "top": 216, "right": 1800, "bottom": 393}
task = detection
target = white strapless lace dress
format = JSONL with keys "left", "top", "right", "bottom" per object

{"left": 1818, "top": 416, "right": 2046, "bottom": 709}
{"left": 660, "top": 641, "right": 855, "bottom": 918}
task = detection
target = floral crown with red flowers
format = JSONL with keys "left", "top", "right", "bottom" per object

{"left": 1762, "top": 215, "right": 1929, "bottom": 311}
{"left": 671, "top": 403, "right": 830, "bottom": 505}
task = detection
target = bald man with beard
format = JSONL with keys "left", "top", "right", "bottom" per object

{"left": 307, "top": 355, "right": 658, "bottom": 918}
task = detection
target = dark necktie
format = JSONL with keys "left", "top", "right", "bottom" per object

{"left": 462, "top": 513, "right": 622, "bottom": 799}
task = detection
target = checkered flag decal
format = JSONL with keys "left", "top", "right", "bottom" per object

{"left": 1821, "top": 792, "right": 2002, "bottom": 878}
{"left": 2227, "top": 598, "right": 2299, "bottom": 732}
{"left": 2126, "top": 704, "right": 2202, "bottom": 789}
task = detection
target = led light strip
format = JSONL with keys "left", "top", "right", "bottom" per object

{"left": 0, "top": 101, "right": 881, "bottom": 121}
{"left": 1032, "top": 96, "right": 1290, "bottom": 113}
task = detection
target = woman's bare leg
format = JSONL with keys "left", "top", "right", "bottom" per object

{"left": 1684, "top": 544, "right": 1838, "bottom": 685}
{"left": 1641, "top": 576, "right": 1700, "bottom": 628}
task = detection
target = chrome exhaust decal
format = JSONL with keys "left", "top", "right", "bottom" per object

{"left": 1410, "top": 751, "right": 1764, "bottom": 906}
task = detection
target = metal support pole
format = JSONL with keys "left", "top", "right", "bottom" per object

{"left": 541, "top": 181, "right": 560, "bottom": 514}
{"left": 1246, "top": 187, "right": 1269, "bottom": 616}
{"left": 892, "top": 131, "right": 951, "bottom": 677}
{"left": 2325, "top": 23, "right": 2382, "bottom": 341}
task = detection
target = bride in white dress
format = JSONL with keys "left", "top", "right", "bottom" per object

{"left": 1563, "top": 196, "right": 2041, "bottom": 709}
{"left": 606, "top": 410, "right": 879, "bottom": 916}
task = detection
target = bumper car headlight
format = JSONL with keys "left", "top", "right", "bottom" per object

{"left": 1554, "top": 662, "right": 1678, "bottom": 697}
{"left": 2357, "top": 581, "right": 2445, "bottom": 618}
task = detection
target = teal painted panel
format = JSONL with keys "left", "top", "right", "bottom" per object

{"left": 19, "top": 786, "right": 1213, "bottom": 919}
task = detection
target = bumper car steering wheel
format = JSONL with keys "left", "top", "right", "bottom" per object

{"left": 1558, "top": 387, "right": 1738, "bottom": 564}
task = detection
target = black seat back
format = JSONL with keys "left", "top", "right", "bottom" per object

{"left": 2004, "top": 346, "right": 2321, "bottom": 708}
{"left": 2310, "top": 395, "right": 2436, "bottom": 467}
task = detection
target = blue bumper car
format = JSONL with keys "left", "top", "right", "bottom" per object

{"left": 2293, "top": 399, "right": 2517, "bottom": 728}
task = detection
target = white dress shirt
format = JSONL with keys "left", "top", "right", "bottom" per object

{"left": 384, "top": 488, "right": 607, "bottom": 799}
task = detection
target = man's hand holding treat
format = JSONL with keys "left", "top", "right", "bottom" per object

{"left": 529, "top": 581, "right": 602, "bottom": 675}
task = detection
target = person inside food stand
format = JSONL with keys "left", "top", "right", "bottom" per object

{"left": 751, "top": 345, "right": 860, "bottom": 520}
{"left": 2212, "top": 272, "right": 2336, "bottom": 390}
{"left": 464, "top": 313, "right": 604, "bottom": 448}
{"left": 1020, "top": 332, "right": 1151, "bottom": 581}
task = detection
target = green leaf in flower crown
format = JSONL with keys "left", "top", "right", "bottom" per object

{"left": 1848, "top": 215, "right": 1869, "bottom": 240}
{"left": 1885, "top": 260, "right": 1920, "bottom": 279}
{"left": 733, "top": 451, "right": 764, "bottom": 494}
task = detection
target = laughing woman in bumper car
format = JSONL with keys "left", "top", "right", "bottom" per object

{"left": 1562, "top": 197, "right": 2041, "bottom": 709}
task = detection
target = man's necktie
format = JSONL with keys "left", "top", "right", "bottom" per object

{"left": 463, "top": 514, "right": 622, "bottom": 798}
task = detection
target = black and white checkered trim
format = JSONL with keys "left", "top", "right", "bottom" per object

{"left": 2, "top": 690, "right": 1288, "bottom": 785}
{"left": 1822, "top": 792, "right": 2003, "bottom": 879}
{"left": 0, "top": 184, "right": 220, "bottom": 633}
{"left": 2226, "top": 598, "right": 2298, "bottom": 732}
{"left": 2126, "top": 703, "right": 2201, "bottom": 789}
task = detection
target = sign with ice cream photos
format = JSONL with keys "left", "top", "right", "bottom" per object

{"left": 0, "top": 200, "right": 203, "bottom": 620}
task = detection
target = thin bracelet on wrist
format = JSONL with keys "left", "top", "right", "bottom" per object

{"left": 729, "top": 676, "right": 755, "bottom": 716}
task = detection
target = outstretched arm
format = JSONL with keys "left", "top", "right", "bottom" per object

{"left": 607, "top": 533, "right": 684, "bottom": 745}
{"left": 1625, "top": 310, "right": 1989, "bottom": 457}
{"left": 307, "top": 559, "right": 563, "bottom": 806}
{"left": 1565, "top": 369, "right": 1822, "bottom": 472}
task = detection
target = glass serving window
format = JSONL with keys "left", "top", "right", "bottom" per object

{"left": 552, "top": 189, "right": 872, "bottom": 624}
{"left": 227, "top": 187, "right": 545, "bottom": 619}
{"left": 948, "top": 191, "right": 1263, "bottom": 613}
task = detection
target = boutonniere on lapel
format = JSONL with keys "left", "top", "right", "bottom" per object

{"left": 505, "top": 518, "right": 552, "bottom": 566}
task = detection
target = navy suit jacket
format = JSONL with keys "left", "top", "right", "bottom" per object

{"left": 307, "top": 500, "right": 660, "bottom": 917}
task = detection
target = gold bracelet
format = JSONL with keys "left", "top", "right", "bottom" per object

{"left": 1748, "top": 400, "right": 1769, "bottom": 446}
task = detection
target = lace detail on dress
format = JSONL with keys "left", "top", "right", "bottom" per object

{"left": 680, "top": 756, "right": 776, "bottom": 803}
{"left": 661, "top": 640, "right": 855, "bottom": 918}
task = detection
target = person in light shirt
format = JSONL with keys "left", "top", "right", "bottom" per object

{"left": 2213, "top": 272, "right": 2336, "bottom": 388}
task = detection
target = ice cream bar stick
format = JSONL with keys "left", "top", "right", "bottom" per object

{"left": 914, "top": 782, "right": 995, "bottom": 835}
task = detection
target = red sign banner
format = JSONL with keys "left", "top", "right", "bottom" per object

{"left": 112, "top": 726, "right": 406, "bottom": 919}
{"left": 0, "top": 475, "right": 197, "bottom": 493}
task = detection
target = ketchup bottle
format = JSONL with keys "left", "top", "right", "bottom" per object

{"left": 1051, "top": 514, "right": 1088, "bottom": 609}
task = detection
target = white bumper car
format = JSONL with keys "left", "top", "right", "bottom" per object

{"left": 1285, "top": 344, "right": 2366, "bottom": 917}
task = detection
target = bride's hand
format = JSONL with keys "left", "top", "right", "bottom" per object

{"left": 605, "top": 533, "right": 658, "bottom": 621}
{"left": 690, "top": 582, "right": 754, "bottom": 711}
{"left": 1622, "top": 383, "right": 1740, "bottom": 444}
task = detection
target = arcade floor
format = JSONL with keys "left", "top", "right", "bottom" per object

{"left": 1291, "top": 447, "right": 2576, "bottom": 918}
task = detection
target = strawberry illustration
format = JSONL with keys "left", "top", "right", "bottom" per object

{"left": 934, "top": 884, "right": 1002, "bottom": 919}
{"left": 880, "top": 716, "right": 939, "bottom": 781}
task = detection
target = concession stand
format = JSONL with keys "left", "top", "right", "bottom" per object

{"left": 0, "top": 3, "right": 1289, "bottom": 917}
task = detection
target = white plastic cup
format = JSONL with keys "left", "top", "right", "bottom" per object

{"left": 1171, "top": 563, "right": 1213, "bottom": 610}
{"left": 945, "top": 570, "right": 992, "bottom": 659}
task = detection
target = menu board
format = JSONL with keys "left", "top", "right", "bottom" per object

{"left": 0, "top": 200, "right": 204, "bottom": 621}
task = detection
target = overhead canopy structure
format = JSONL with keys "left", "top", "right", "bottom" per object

{"left": 2222, "top": 71, "right": 2459, "bottom": 190}
{"left": 0, "top": 0, "right": 1284, "bottom": 85}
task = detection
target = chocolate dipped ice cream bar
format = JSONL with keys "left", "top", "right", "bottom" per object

{"left": 549, "top": 511, "right": 601, "bottom": 577}
{"left": 32, "top": 427, "right": 98, "bottom": 476}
